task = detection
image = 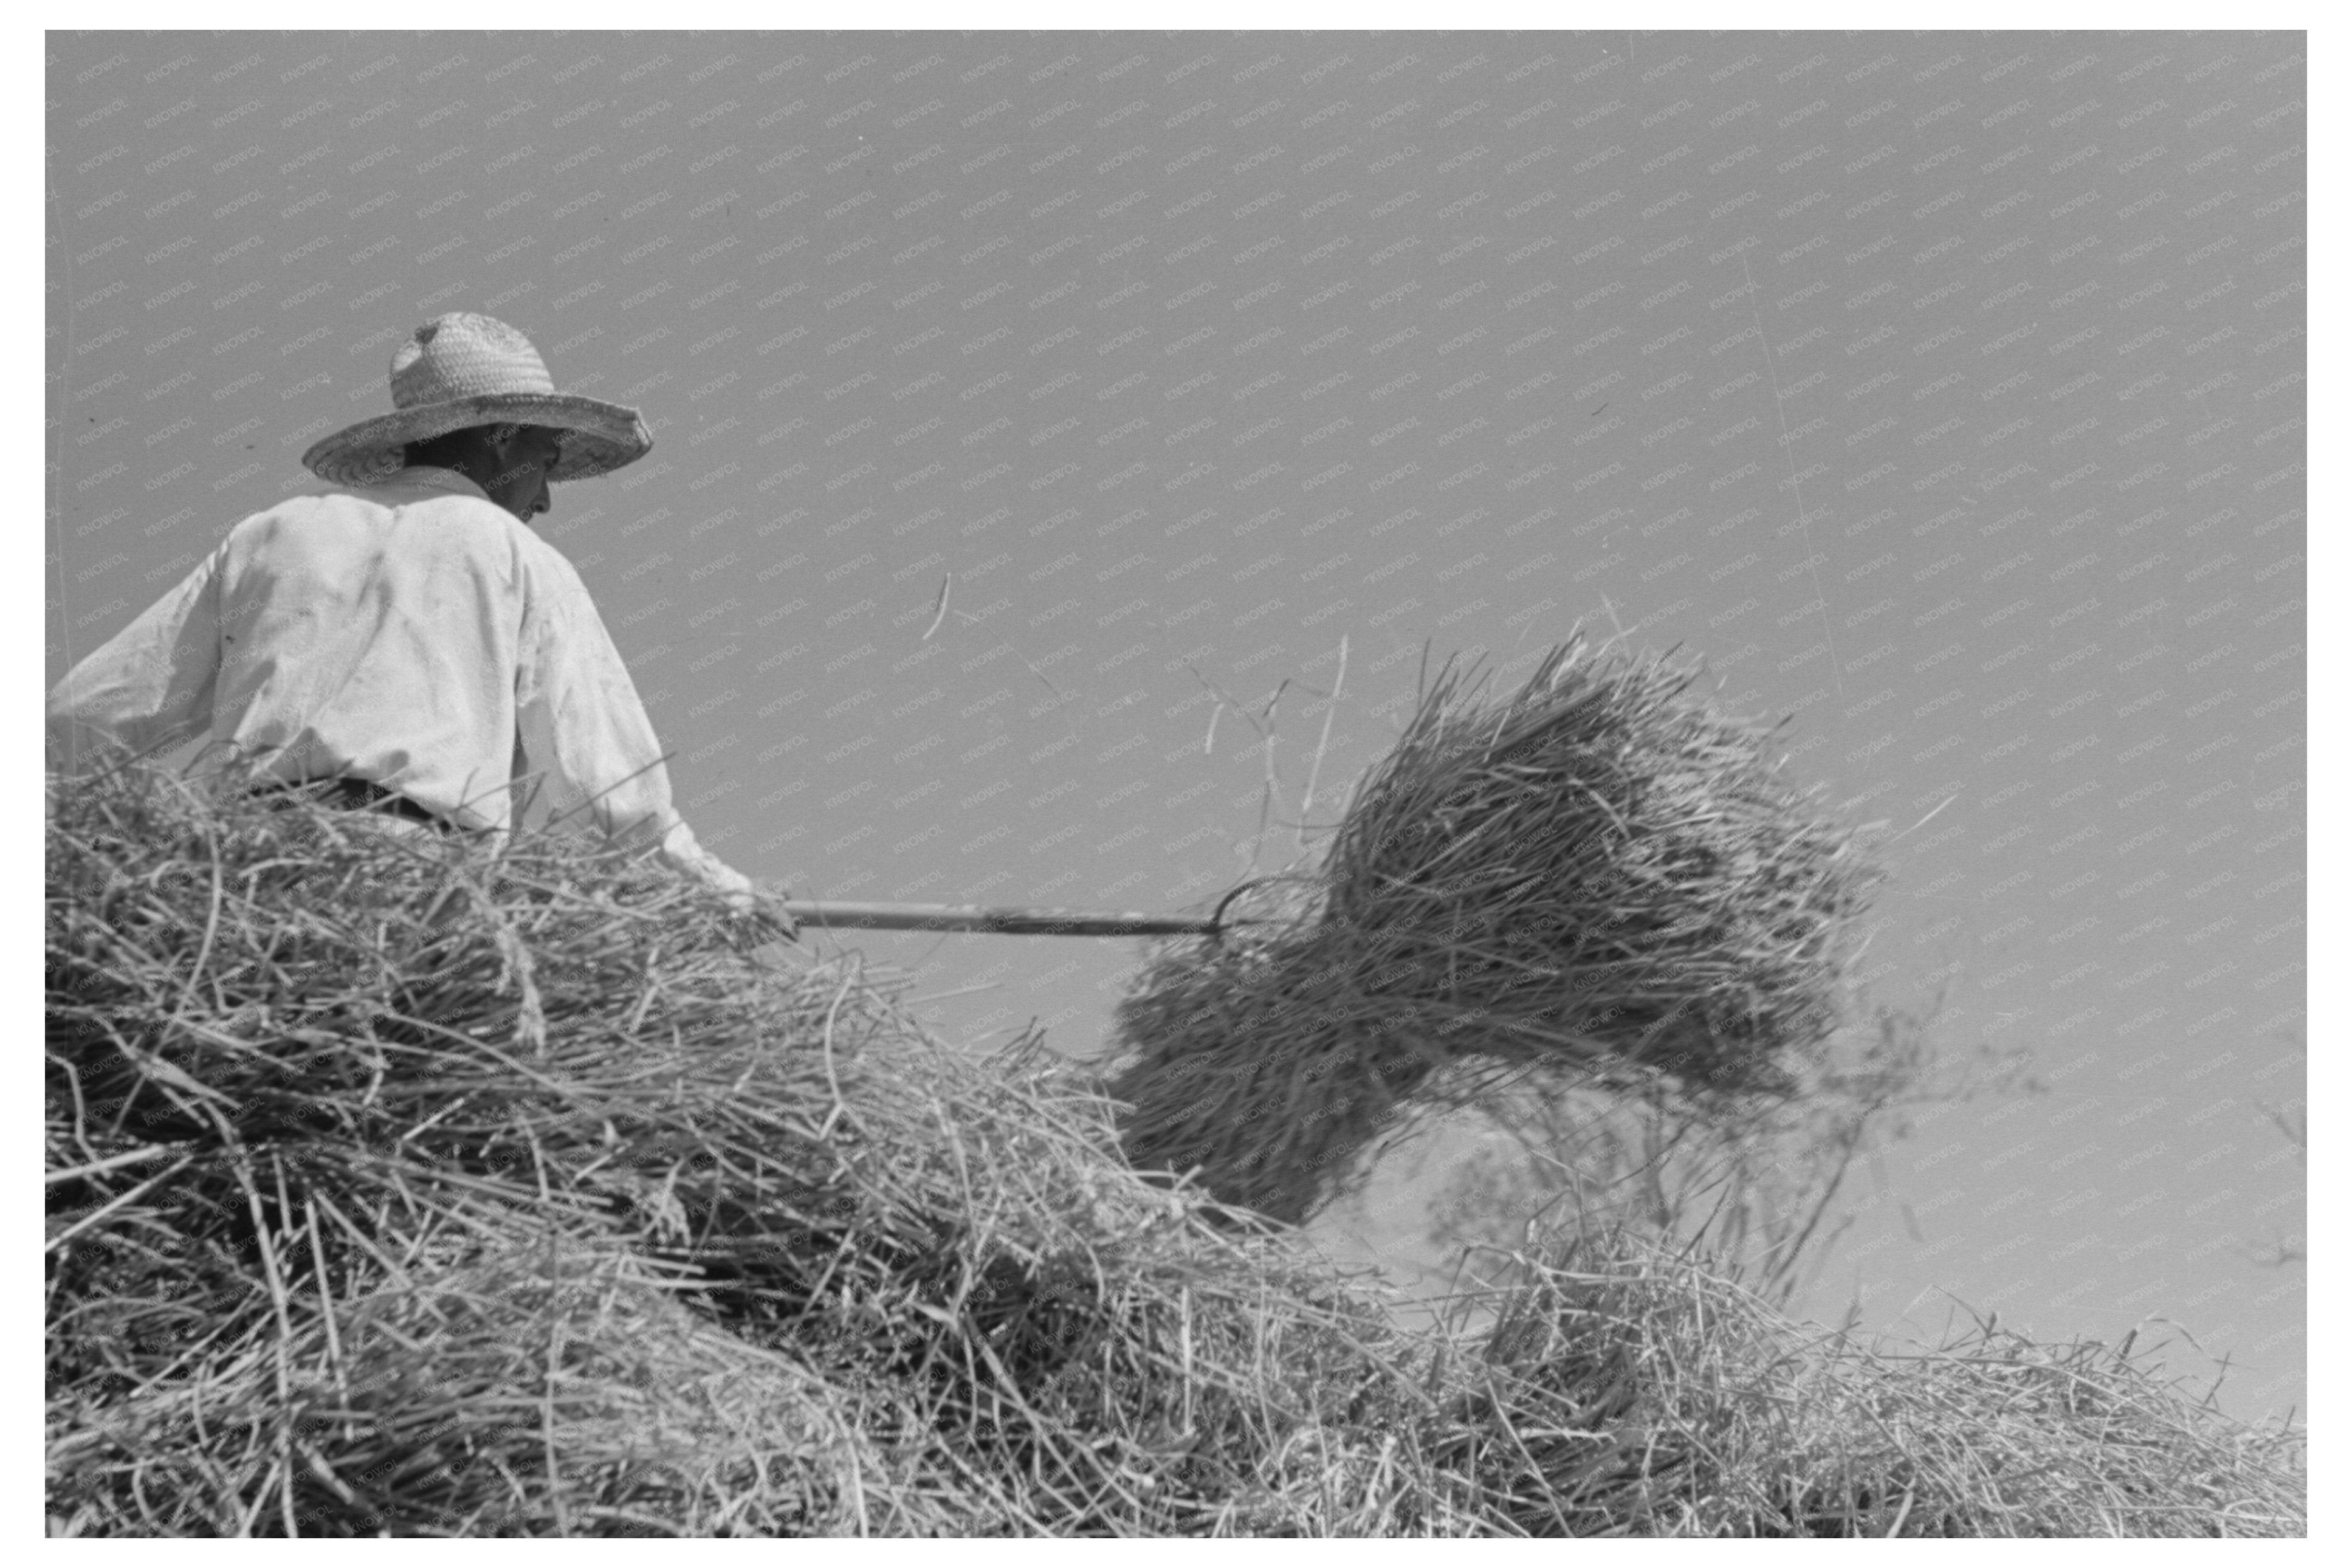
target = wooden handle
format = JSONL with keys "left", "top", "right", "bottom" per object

{"left": 768, "top": 899, "right": 1239, "bottom": 938}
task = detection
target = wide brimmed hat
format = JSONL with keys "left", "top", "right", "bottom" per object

{"left": 301, "top": 312, "right": 653, "bottom": 486}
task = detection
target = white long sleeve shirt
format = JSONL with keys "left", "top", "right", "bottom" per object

{"left": 46, "top": 466, "right": 754, "bottom": 901}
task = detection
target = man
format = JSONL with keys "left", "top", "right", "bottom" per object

{"left": 47, "top": 311, "right": 788, "bottom": 937}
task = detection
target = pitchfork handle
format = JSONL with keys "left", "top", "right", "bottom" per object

{"left": 767, "top": 899, "right": 1253, "bottom": 938}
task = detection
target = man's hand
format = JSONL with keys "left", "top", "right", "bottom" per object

{"left": 726, "top": 882, "right": 799, "bottom": 946}
{"left": 751, "top": 895, "right": 799, "bottom": 945}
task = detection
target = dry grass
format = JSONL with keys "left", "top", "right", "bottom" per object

{"left": 1111, "top": 636, "right": 1883, "bottom": 1224}
{"left": 45, "top": 761, "right": 1388, "bottom": 1534}
{"left": 1401, "top": 994, "right": 2010, "bottom": 1313}
{"left": 46, "top": 759, "right": 2303, "bottom": 1536}
{"left": 1432, "top": 1227, "right": 2305, "bottom": 1538}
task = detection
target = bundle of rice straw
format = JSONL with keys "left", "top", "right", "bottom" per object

{"left": 1110, "top": 636, "right": 1885, "bottom": 1224}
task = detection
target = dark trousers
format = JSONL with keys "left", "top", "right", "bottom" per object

{"left": 253, "top": 777, "right": 459, "bottom": 834}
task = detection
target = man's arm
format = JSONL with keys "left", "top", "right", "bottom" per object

{"left": 46, "top": 551, "right": 224, "bottom": 773}
{"left": 514, "top": 549, "right": 763, "bottom": 908}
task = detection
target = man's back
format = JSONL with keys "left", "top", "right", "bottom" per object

{"left": 203, "top": 469, "right": 543, "bottom": 826}
{"left": 47, "top": 467, "right": 752, "bottom": 899}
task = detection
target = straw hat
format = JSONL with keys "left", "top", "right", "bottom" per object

{"left": 301, "top": 312, "right": 653, "bottom": 486}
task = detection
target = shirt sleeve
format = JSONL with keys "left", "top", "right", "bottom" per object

{"left": 513, "top": 547, "right": 757, "bottom": 904}
{"left": 46, "top": 549, "right": 224, "bottom": 772}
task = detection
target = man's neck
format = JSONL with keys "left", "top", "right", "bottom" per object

{"left": 391, "top": 465, "right": 495, "bottom": 503}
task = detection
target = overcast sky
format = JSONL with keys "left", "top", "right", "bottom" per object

{"left": 44, "top": 29, "right": 2304, "bottom": 1425}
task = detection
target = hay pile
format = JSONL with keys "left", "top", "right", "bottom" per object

{"left": 44, "top": 763, "right": 1387, "bottom": 1535}
{"left": 1112, "top": 638, "right": 1883, "bottom": 1223}
{"left": 46, "top": 762, "right": 2302, "bottom": 1536}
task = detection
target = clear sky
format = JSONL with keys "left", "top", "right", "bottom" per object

{"left": 44, "top": 29, "right": 2305, "bottom": 1425}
